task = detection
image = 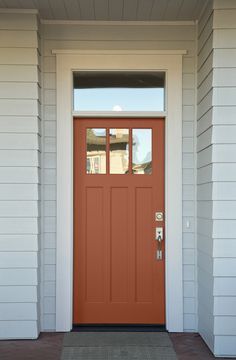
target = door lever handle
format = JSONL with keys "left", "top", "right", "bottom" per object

{"left": 156, "top": 227, "right": 164, "bottom": 260}
{"left": 157, "top": 235, "right": 162, "bottom": 242}
{"left": 155, "top": 227, "right": 163, "bottom": 241}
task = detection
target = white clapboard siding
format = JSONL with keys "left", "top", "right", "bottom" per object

{"left": 0, "top": 116, "right": 39, "bottom": 133}
{"left": 214, "top": 297, "right": 236, "bottom": 316}
{"left": 0, "top": 252, "right": 38, "bottom": 268}
{"left": 0, "top": 167, "right": 39, "bottom": 183}
{"left": 0, "top": 286, "right": 37, "bottom": 302}
{"left": 0, "top": 134, "right": 39, "bottom": 149}
{"left": 214, "top": 0, "right": 236, "bottom": 9}
{"left": 0, "top": 13, "right": 38, "bottom": 30}
{"left": 213, "top": 68, "right": 236, "bottom": 87}
{"left": 0, "top": 201, "right": 38, "bottom": 217}
{"left": 215, "top": 336, "right": 236, "bottom": 357}
{"left": 0, "top": 65, "right": 38, "bottom": 82}
{"left": 0, "top": 218, "right": 38, "bottom": 234}
{"left": 214, "top": 239, "right": 236, "bottom": 258}
{"left": 213, "top": 164, "right": 236, "bottom": 182}
{"left": 0, "top": 235, "right": 38, "bottom": 251}
{"left": 198, "top": 0, "right": 236, "bottom": 355}
{"left": 197, "top": 0, "right": 215, "bottom": 352}
{"left": 213, "top": 49, "right": 236, "bottom": 68}
{"left": 0, "top": 83, "right": 39, "bottom": 99}
{"left": 213, "top": 182, "right": 236, "bottom": 200}
{"left": 41, "top": 21, "right": 197, "bottom": 332}
{"left": 212, "top": 144, "right": 236, "bottom": 163}
{"left": 213, "top": 201, "right": 236, "bottom": 219}
{"left": 0, "top": 268, "right": 37, "bottom": 285}
{"left": 0, "top": 303, "right": 37, "bottom": 320}
{"left": 0, "top": 48, "right": 38, "bottom": 65}
{"left": 0, "top": 100, "right": 38, "bottom": 116}
{"left": 0, "top": 321, "right": 38, "bottom": 339}
{"left": 214, "top": 9, "right": 236, "bottom": 28}
{"left": 0, "top": 150, "right": 39, "bottom": 166}
{"left": 0, "top": 30, "right": 38, "bottom": 47}
{"left": 213, "top": 220, "right": 236, "bottom": 239}
{"left": 0, "top": 12, "right": 40, "bottom": 340}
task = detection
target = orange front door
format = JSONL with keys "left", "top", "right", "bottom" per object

{"left": 73, "top": 118, "right": 165, "bottom": 324}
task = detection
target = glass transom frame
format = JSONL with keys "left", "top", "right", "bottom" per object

{"left": 73, "top": 71, "right": 166, "bottom": 113}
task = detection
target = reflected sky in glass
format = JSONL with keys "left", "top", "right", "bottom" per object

{"left": 133, "top": 129, "right": 152, "bottom": 165}
{"left": 74, "top": 88, "right": 164, "bottom": 112}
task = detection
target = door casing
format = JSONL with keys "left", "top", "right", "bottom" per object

{"left": 54, "top": 50, "right": 184, "bottom": 332}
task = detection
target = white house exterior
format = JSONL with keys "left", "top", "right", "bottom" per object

{"left": 0, "top": 0, "right": 235, "bottom": 357}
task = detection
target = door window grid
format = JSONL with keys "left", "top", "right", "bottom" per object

{"left": 86, "top": 128, "right": 152, "bottom": 175}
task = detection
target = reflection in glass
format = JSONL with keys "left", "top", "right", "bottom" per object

{"left": 86, "top": 128, "right": 106, "bottom": 174}
{"left": 109, "top": 129, "right": 129, "bottom": 174}
{"left": 73, "top": 71, "right": 165, "bottom": 112}
{"left": 132, "top": 129, "right": 152, "bottom": 174}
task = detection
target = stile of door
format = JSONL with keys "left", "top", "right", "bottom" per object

{"left": 73, "top": 118, "right": 165, "bottom": 324}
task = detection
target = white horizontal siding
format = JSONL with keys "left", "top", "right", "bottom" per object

{"left": 0, "top": 99, "right": 39, "bottom": 116}
{"left": 0, "top": 235, "right": 38, "bottom": 251}
{"left": 0, "top": 286, "right": 37, "bottom": 302}
{"left": 0, "top": 48, "right": 38, "bottom": 65}
{"left": 215, "top": 336, "right": 236, "bottom": 357}
{"left": 0, "top": 116, "right": 39, "bottom": 133}
{"left": 0, "top": 29, "right": 37, "bottom": 47}
{"left": 0, "top": 167, "right": 39, "bottom": 183}
{"left": 214, "top": 0, "right": 236, "bottom": 9}
{"left": 0, "top": 303, "right": 37, "bottom": 320}
{"left": 197, "top": 0, "right": 215, "bottom": 352}
{"left": 0, "top": 252, "right": 38, "bottom": 268}
{"left": 0, "top": 218, "right": 39, "bottom": 234}
{"left": 0, "top": 321, "right": 38, "bottom": 339}
{"left": 0, "top": 12, "right": 40, "bottom": 340}
{"left": 0, "top": 150, "right": 39, "bottom": 166}
{"left": 0, "top": 134, "right": 39, "bottom": 149}
{"left": 0, "top": 13, "right": 38, "bottom": 30}
{"left": 0, "top": 65, "right": 38, "bottom": 82}
{"left": 214, "top": 239, "right": 236, "bottom": 258}
{"left": 197, "top": 0, "right": 236, "bottom": 356}
{"left": 0, "top": 201, "right": 38, "bottom": 217}
{"left": 0, "top": 268, "right": 37, "bottom": 285}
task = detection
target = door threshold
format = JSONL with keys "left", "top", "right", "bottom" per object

{"left": 72, "top": 324, "right": 166, "bottom": 332}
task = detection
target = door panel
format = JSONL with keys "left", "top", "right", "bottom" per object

{"left": 73, "top": 118, "right": 165, "bottom": 324}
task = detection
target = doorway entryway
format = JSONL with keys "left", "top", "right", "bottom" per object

{"left": 73, "top": 118, "right": 165, "bottom": 325}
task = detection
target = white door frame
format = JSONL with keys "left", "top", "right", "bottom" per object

{"left": 54, "top": 50, "right": 184, "bottom": 332}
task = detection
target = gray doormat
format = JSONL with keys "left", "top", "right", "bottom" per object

{"left": 61, "top": 332, "right": 177, "bottom": 360}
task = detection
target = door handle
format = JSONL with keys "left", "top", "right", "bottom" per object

{"left": 156, "top": 227, "right": 163, "bottom": 260}
{"left": 155, "top": 227, "right": 163, "bottom": 241}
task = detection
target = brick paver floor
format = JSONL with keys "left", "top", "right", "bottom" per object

{"left": 0, "top": 332, "right": 235, "bottom": 359}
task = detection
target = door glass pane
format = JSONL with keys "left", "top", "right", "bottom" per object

{"left": 74, "top": 71, "right": 165, "bottom": 112}
{"left": 109, "top": 129, "right": 129, "bottom": 174}
{"left": 86, "top": 128, "right": 106, "bottom": 174}
{"left": 132, "top": 129, "right": 152, "bottom": 174}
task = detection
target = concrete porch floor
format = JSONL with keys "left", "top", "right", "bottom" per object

{"left": 0, "top": 332, "right": 235, "bottom": 360}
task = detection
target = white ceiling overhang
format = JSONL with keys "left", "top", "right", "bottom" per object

{"left": 0, "top": 0, "right": 206, "bottom": 21}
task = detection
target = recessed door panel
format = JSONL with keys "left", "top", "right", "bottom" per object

{"left": 73, "top": 118, "right": 165, "bottom": 324}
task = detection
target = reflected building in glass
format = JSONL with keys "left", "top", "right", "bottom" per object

{"left": 86, "top": 128, "right": 152, "bottom": 175}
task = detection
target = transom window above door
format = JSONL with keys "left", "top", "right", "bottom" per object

{"left": 73, "top": 71, "right": 165, "bottom": 112}
{"left": 86, "top": 128, "right": 152, "bottom": 175}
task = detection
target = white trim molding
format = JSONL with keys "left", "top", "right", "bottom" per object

{"left": 55, "top": 50, "right": 183, "bottom": 332}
